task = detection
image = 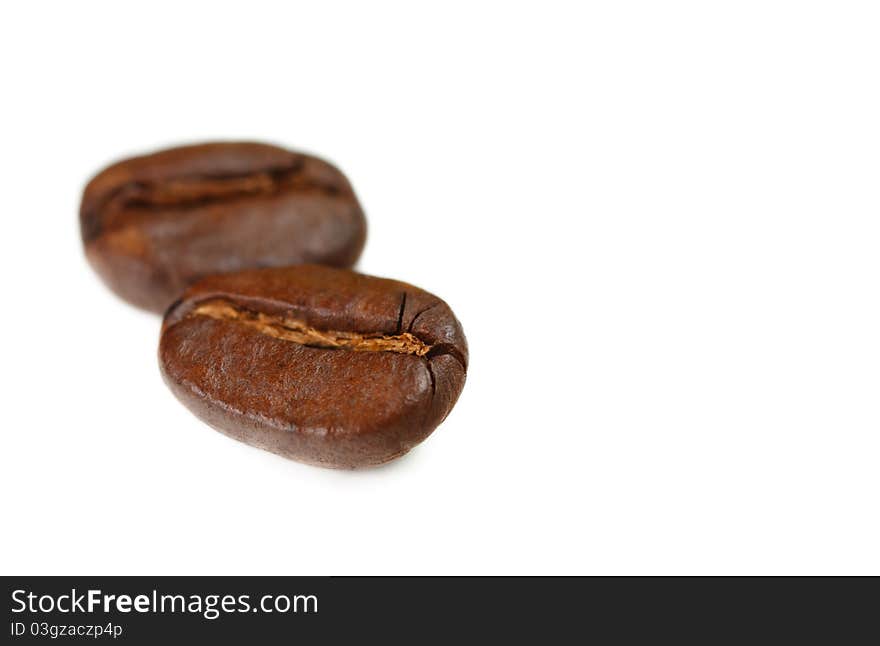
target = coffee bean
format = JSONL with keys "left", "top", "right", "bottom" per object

{"left": 81, "top": 142, "right": 367, "bottom": 313}
{"left": 159, "top": 265, "right": 468, "bottom": 468}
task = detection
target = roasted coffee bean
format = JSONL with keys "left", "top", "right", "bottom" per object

{"left": 81, "top": 142, "right": 367, "bottom": 313}
{"left": 159, "top": 265, "right": 468, "bottom": 468}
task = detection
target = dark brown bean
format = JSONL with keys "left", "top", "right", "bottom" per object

{"left": 158, "top": 265, "right": 468, "bottom": 468}
{"left": 81, "top": 142, "right": 367, "bottom": 313}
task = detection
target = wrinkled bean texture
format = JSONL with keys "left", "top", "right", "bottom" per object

{"left": 81, "top": 142, "right": 367, "bottom": 313}
{"left": 159, "top": 265, "right": 468, "bottom": 468}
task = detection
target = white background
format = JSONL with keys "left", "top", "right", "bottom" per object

{"left": 1, "top": 2, "right": 878, "bottom": 575}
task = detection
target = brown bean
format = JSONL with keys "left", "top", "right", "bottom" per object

{"left": 81, "top": 142, "right": 367, "bottom": 313}
{"left": 158, "top": 265, "right": 468, "bottom": 468}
